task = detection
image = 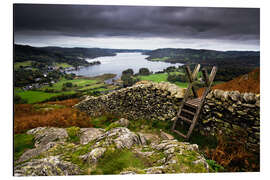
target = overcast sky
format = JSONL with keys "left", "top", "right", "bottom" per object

{"left": 14, "top": 4, "right": 260, "bottom": 51}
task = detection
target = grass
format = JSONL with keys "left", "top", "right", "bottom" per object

{"left": 138, "top": 72, "right": 188, "bottom": 88}
{"left": 92, "top": 148, "right": 145, "bottom": 174}
{"left": 66, "top": 126, "right": 81, "bottom": 143}
{"left": 91, "top": 114, "right": 120, "bottom": 129}
{"left": 78, "top": 83, "right": 105, "bottom": 91}
{"left": 14, "top": 61, "right": 33, "bottom": 70}
{"left": 138, "top": 73, "right": 169, "bottom": 83}
{"left": 150, "top": 56, "right": 170, "bottom": 61}
{"left": 15, "top": 90, "right": 76, "bottom": 104}
{"left": 41, "top": 78, "right": 98, "bottom": 91}
{"left": 14, "top": 133, "right": 35, "bottom": 161}
{"left": 55, "top": 62, "right": 72, "bottom": 68}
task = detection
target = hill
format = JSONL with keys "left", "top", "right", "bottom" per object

{"left": 15, "top": 44, "right": 150, "bottom": 67}
{"left": 198, "top": 68, "right": 260, "bottom": 96}
{"left": 144, "top": 48, "right": 260, "bottom": 66}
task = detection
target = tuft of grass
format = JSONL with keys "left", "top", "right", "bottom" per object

{"left": 206, "top": 159, "right": 225, "bottom": 172}
{"left": 66, "top": 126, "right": 81, "bottom": 143}
{"left": 14, "top": 134, "right": 35, "bottom": 161}
{"left": 91, "top": 114, "right": 120, "bottom": 129}
{"left": 92, "top": 148, "right": 145, "bottom": 175}
{"left": 105, "top": 123, "right": 122, "bottom": 131}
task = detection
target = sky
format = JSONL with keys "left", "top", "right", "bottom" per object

{"left": 14, "top": 4, "right": 260, "bottom": 51}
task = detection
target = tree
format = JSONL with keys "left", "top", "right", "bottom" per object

{"left": 121, "top": 74, "right": 138, "bottom": 87}
{"left": 122, "top": 69, "right": 134, "bottom": 76}
{"left": 139, "top": 68, "right": 150, "bottom": 75}
{"left": 63, "top": 82, "right": 73, "bottom": 88}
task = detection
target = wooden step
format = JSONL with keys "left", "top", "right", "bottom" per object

{"left": 179, "top": 115, "right": 193, "bottom": 123}
{"left": 173, "top": 130, "right": 187, "bottom": 139}
{"left": 184, "top": 102, "right": 198, "bottom": 108}
{"left": 181, "top": 108, "right": 195, "bottom": 115}
{"left": 185, "top": 98, "right": 202, "bottom": 108}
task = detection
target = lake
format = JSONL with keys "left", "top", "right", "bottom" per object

{"left": 69, "top": 53, "right": 183, "bottom": 79}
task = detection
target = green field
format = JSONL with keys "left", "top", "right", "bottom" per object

{"left": 14, "top": 61, "right": 34, "bottom": 70}
{"left": 41, "top": 78, "right": 98, "bottom": 91}
{"left": 16, "top": 76, "right": 119, "bottom": 104}
{"left": 55, "top": 62, "right": 72, "bottom": 68}
{"left": 138, "top": 72, "right": 188, "bottom": 88}
{"left": 16, "top": 90, "right": 76, "bottom": 104}
{"left": 151, "top": 57, "right": 170, "bottom": 61}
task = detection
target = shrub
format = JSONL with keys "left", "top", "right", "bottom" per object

{"left": 167, "top": 73, "right": 187, "bottom": 83}
{"left": 64, "top": 82, "right": 73, "bottom": 88}
{"left": 122, "top": 69, "right": 134, "bottom": 76}
{"left": 139, "top": 68, "right": 150, "bottom": 76}
{"left": 204, "top": 133, "right": 259, "bottom": 172}
{"left": 121, "top": 74, "right": 138, "bottom": 87}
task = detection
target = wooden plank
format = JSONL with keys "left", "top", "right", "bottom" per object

{"left": 184, "top": 65, "right": 199, "bottom": 98}
{"left": 184, "top": 102, "right": 198, "bottom": 108}
{"left": 192, "top": 64, "right": 201, "bottom": 81}
{"left": 172, "top": 65, "right": 196, "bottom": 130}
{"left": 179, "top": 115, "right": 193, "bottom": 123}
{"left": 172, "top": 64, "right": 217, "bottom": 140}
{"left": 173, "top": 130, "right": 187, "bottom": 139}
{"left": 186, "top": 66, "right": 217, "bottom": 139}
{"left": 202, "top": 68, "right": 209, "bottom": 87}
{"left": 181, "top": 109, "right": 195, "bottom": 115}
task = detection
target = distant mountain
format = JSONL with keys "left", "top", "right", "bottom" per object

{"left": 144, "top": 48, "right": 260, "bottom": 67}
{"left": 14, "top": 44, "right": 150, "bottom": 67}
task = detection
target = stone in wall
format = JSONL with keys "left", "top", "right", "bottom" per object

{"left": 197, "top": 89, "right": 260, "bottom": 153}
{"left": 74, "top": 82, "right": 185, "bottom": 121}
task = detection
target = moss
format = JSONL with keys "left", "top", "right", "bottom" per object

{"left": 44, "top": 142, "right": 95, "bottom": 174}
{"left": 174, "top": 150, "right": 208, "bottom": 173}
{"left": 14, "top": 133, "right": 35, "bottom": 161}
{"left": 148, "top": 151, "right": 166, "bottom": 166}
{"left": 122, "top": 167, "right": 146, "bottom": 174}
{"left": 66, "top": 126, "right": 80, "bottom": 143}
{"left": 91, "top": 114, "right": 120, "bottom": 129}
{"left": 105, "top": 122, "right": 122, "bottom": 131}
{"left": 91, "top": 148, "right": 145, "bottom": 175}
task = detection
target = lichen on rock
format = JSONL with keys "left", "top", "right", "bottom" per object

{"left": 15, "top": 126, "right": 211, "bottom": 176}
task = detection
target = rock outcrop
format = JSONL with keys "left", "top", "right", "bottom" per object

{"left": 14, "top": 125, "right": 210, "bottom": 176}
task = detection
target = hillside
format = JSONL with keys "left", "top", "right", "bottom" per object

{"left": 198, "top": 68, "right": 260, "bottom": 96}
{"left": 15, "top": 44, "right": 150, "bottom": 67}
{"left": 144, "top": 48, "right": 260, "bottom": 66}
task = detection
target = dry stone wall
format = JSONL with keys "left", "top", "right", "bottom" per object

{"left": 75, "top": 82, "right": 185, "bottom": 121}
{"left": 75, "top": 82, "right": 260, "bottom": 153}
{"left": 197, "top": 89, "right": 260, "bottom": 153}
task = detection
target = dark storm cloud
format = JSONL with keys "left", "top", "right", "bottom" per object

{"left": 14, "top": 4, "right": 259, "bottom": 41}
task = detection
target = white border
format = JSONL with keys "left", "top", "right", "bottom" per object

{"left": 1, "top": 0, "right": 270, "bottom": 180}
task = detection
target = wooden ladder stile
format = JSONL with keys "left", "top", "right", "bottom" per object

{"left": 171, "top": 64, "right": 217, "bottom": 140}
